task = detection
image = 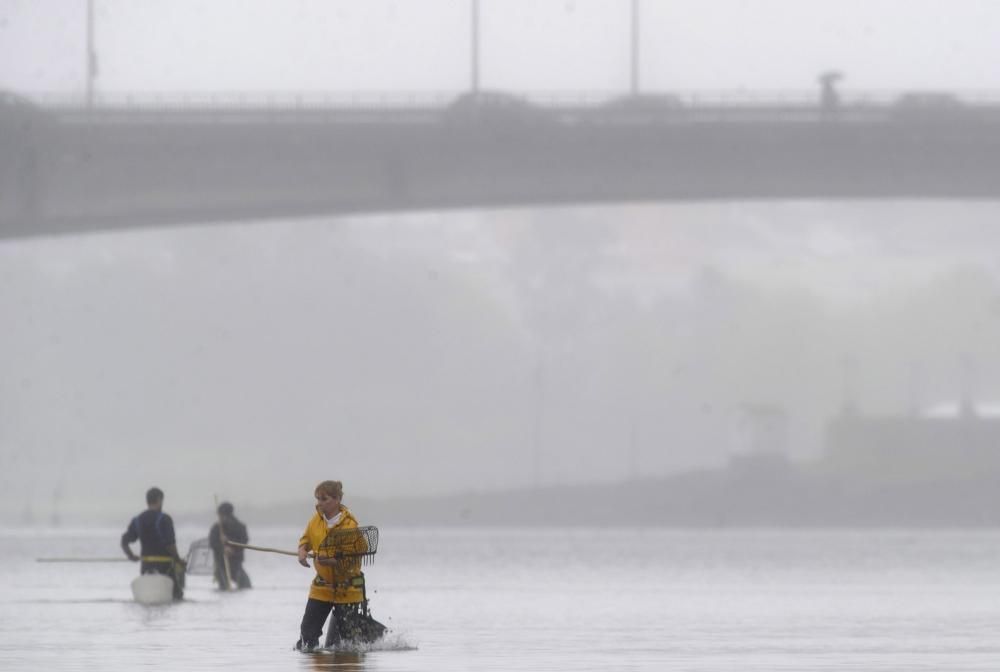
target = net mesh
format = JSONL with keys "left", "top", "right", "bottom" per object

{"left": 316, "top": 525, "right": 379, "bottom": 569}
{"left": 184, "top": 537, "right": 214, "bottom": 576}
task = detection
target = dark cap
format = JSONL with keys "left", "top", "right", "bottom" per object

{"left": 217, "top": 501, "right": 234, "bottom": 516}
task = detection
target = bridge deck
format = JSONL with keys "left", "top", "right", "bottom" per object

{"left": 3, "top": 100, "right": 1000, "bottom": 238}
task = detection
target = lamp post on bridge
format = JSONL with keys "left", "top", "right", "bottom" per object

{"left": 85, "top": 0, "right": 98, "bottom": 107}
{"left": 470, "top": 0, "right": 480, "bottom": 93}
{"left": 630, "top": 0, "right": 641, "bottom": 96}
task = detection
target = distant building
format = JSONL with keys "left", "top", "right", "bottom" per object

{"left": 823, "top": 401, "right": 1000, "bottom": 484}
{"left": 0, "top": 91, "right": 49, "bottom": 221}
{"left": 729, "top": 403, "right": 791, "bottom": 478}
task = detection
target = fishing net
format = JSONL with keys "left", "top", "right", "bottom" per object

{"left": 323, "top": 603, "right": 388, "bottom": 647}
{"left": 184, "top": 537, "right": 214, "bottom": 576}
{"left": 316, "top": 526, "right": 379, "bottom": 569}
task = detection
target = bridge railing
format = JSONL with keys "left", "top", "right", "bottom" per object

{"left": 16, "top": 89, "right": 1000, "bottom": 126}
{"left": 27, "top": 91, "right": 458, "bottom": 110}
{"left": 24, "top": 89, "right": 1000, "bottom": 109}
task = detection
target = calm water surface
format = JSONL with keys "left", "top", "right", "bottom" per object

{"left": 1, "top": 527, "right": 999, "bottom": 671}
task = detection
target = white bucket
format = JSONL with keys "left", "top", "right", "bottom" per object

{"left": 131, "top": 573, "right": 175, "bottom": 605}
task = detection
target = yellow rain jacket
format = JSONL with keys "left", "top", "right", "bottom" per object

{"left": 298, "top": 505, "right": 366, "bottom": 604}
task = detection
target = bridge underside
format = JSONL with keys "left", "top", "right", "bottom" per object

{"left": 3, "top": 118, "right": 1000, "bottom": 238}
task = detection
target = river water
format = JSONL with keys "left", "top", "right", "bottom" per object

{"left": 1, "top": 526, "right": 999, "bottom": 671}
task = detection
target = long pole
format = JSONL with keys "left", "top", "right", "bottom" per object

{"left": 471, "top": 0, "right": 480, "bottom": 93}
{"left": 628, "top": 416, "right": 639, "bottom": 481}
{"left": 86, "top": 0, "right": 96, "bottom": 107}
{"left": 531, "top": 352, "right": 545, "bottom": 487}
{"left": 226, "top": 540, "right": 313, "bottom": 558}
{"left": 37, "top": 557, "right": 130, "bottom": 563}
{"left": 630, "top": 0, "right": 640, "bottom": 96}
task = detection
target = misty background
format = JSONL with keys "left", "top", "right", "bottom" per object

{"left": 5, "top": 0, "right": 1000, "bottom": 93}
{"left": 3, "top": 1, "right": 1000, "bottom": 524}
{"left": 4, "top": 207, "right": 1000, "bottom": 523}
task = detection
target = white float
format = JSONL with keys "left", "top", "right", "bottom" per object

{"left": 131, "top": 573, "right": 175, "bottom": 605}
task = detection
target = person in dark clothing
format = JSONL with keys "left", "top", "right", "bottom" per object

{"left": 818, "top": 70, "right": 844, "bottom": 120}
{"left": 209, "top": 501, "right": 252, "bottom": 590}
{"left": 120, "top": 487, "right": 186, "bottom": 600}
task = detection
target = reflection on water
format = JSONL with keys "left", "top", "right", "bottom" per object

{"left": 300, "top": 649, "right": 367, "bottom": 672}
{"left": 3, "top": 526, "right": 1000, "bottom": 671}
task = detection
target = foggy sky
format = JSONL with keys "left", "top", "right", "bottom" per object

{"left": 3, "top": 0, "right": 1000, "bottom": 94}
{"left": 3, "top": 205, "right": 1000, "bottom": 523}
{"left": 4, "top": 1, "right": 1000, "bottom": 525}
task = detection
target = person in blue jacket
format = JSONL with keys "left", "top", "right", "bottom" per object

{"left": 120, "top": 487, "right": 186, "bottom": 600}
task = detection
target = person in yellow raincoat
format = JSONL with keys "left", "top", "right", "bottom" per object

{"left": 295, "top": 480, "right": 377, "bottom": 651}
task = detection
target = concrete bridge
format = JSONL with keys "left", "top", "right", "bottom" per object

{"left": 3, "top": 92, "right": 1000, "bottom": 239}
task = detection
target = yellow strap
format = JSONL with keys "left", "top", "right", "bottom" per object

{"left": 141, "top": 555, "right": 174, "bottom": 563}
{"left": 313, "top": 574, "right": 365, "bottom": 589}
